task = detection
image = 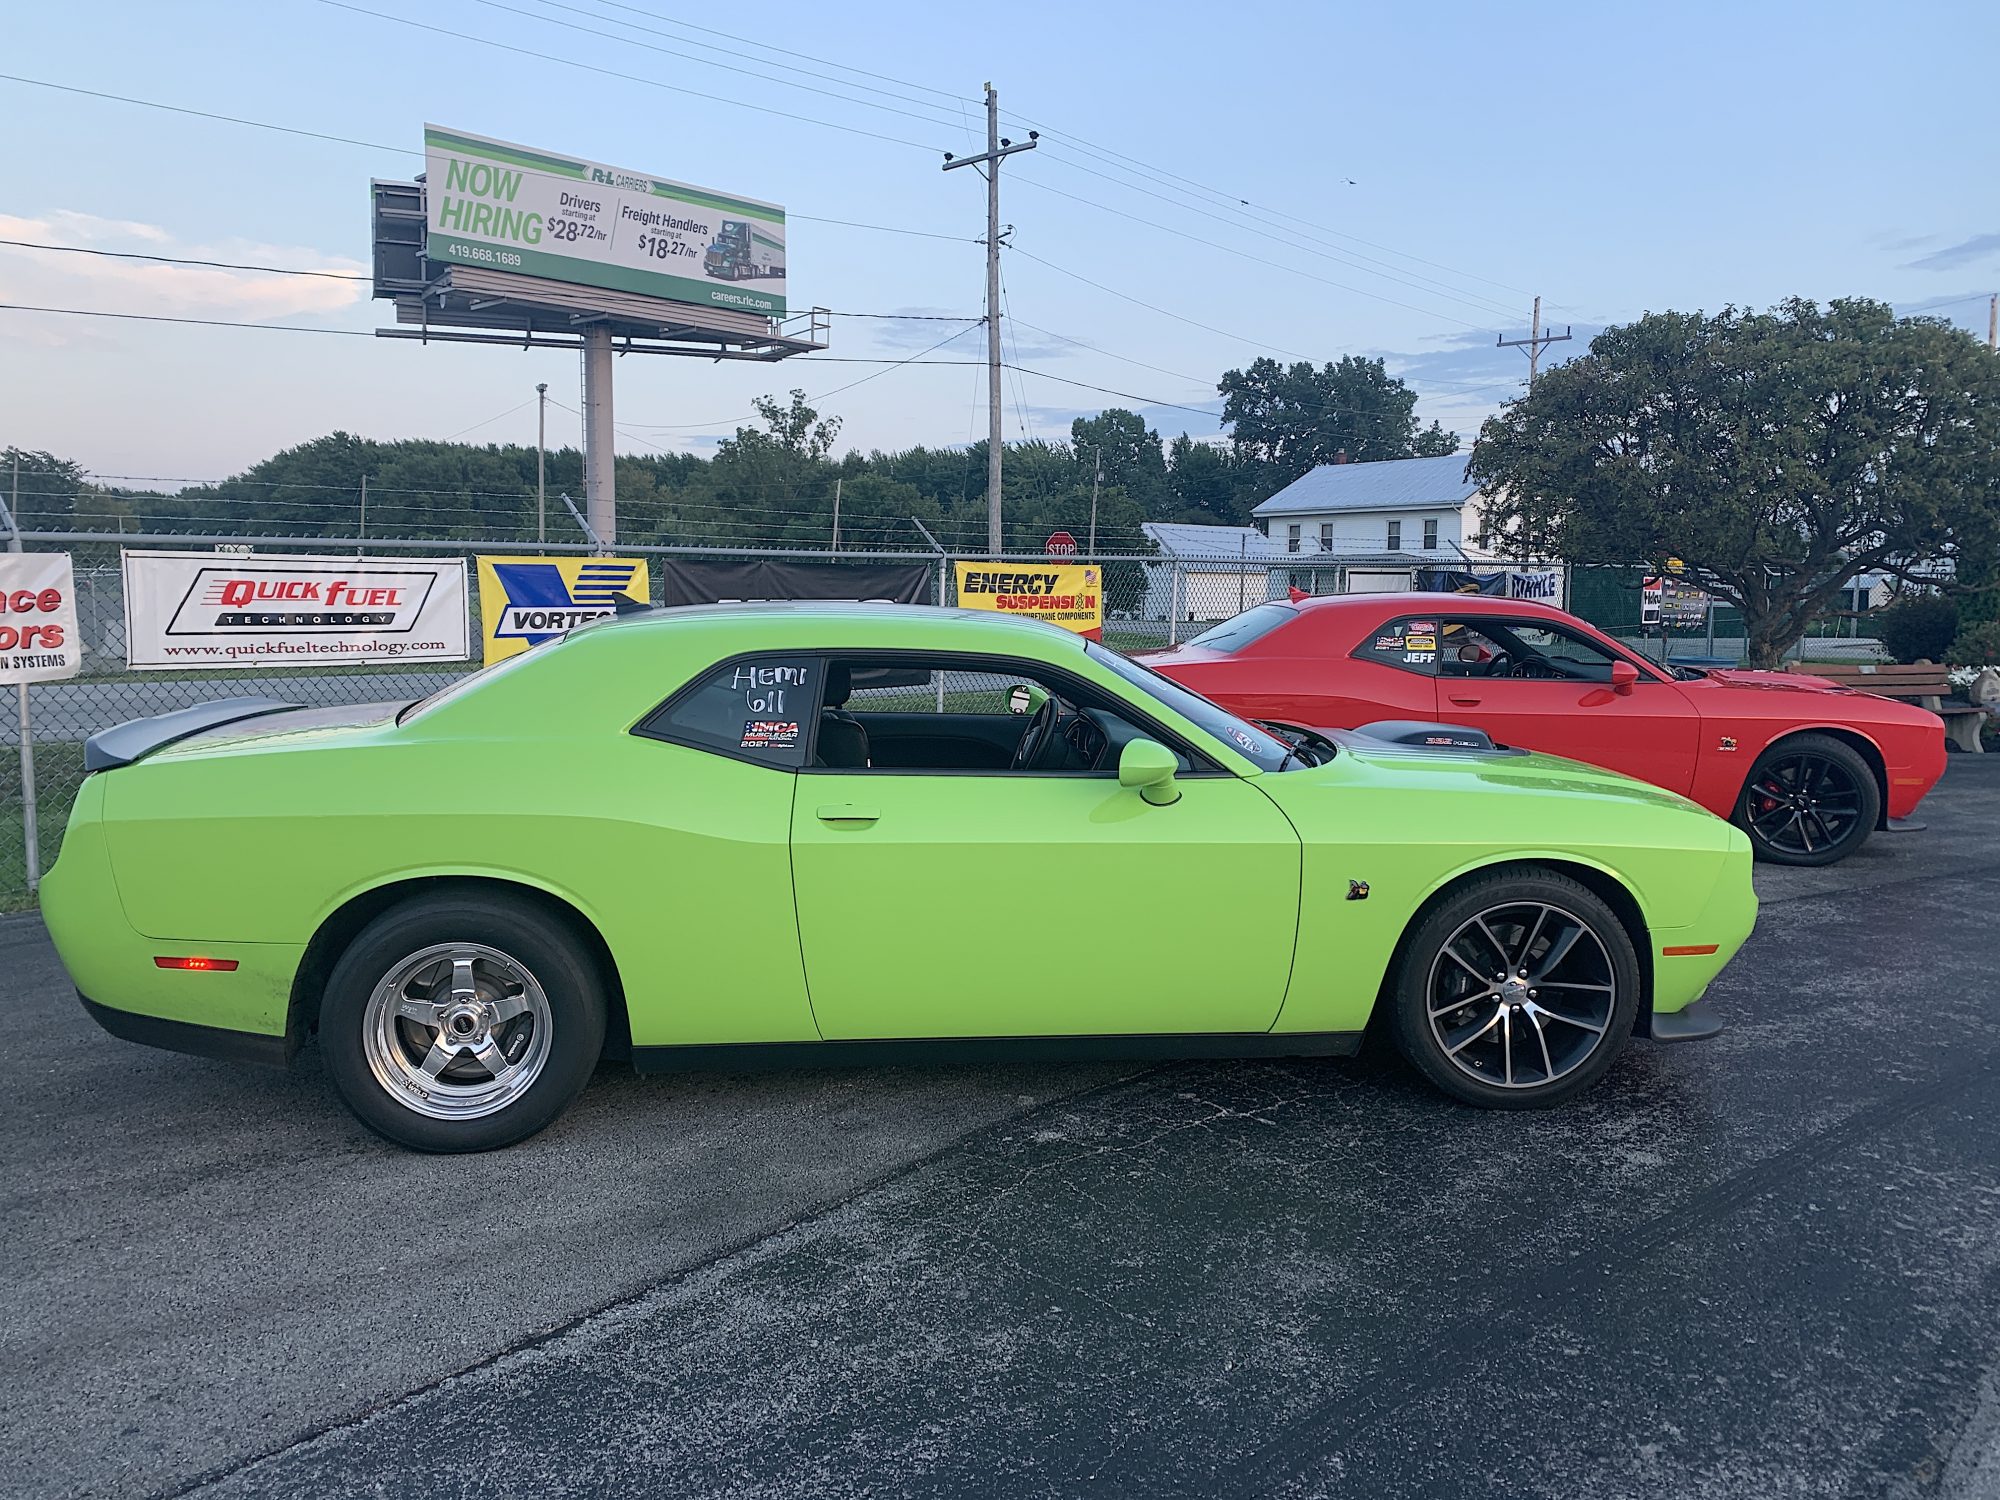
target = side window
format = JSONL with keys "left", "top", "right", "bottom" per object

{"left": 642, "top": 655, "right": 818, "bottom": 767}
{"left": 1441, "top": 619, "right": 1623, "bottom": 681}
{"left": 1356, "top": 616, "right": 1440, "bottom": 676}
{"left": 822, "top": 654, "right": 1184, "bottom": 775}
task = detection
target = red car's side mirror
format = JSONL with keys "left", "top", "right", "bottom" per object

{"left": 1610, "top": 659, "right": 1640, "bottom": 693}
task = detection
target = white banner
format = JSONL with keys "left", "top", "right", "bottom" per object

{"left": 0, "top": 552, "right": 82, "bottom": 683}
{"left": 122, "top": 551, "right": 470, "bottom": 671}
{"left": 1507, "top": 570, "right": 1561, "bottom": 601}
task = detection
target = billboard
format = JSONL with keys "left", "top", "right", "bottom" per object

{"left": 954, "top": 563, "right": 1103, "bottom": 638}
{"left": 424, "top": 126, "right": 787, "bottom": 318}
{"left": 476, "top": 555, "right": 652, "bottom": 663}
{"left": 123, "top": 552, "right": 469, "bottom": 670}
{"left": 1642, "top": 574, "right": 1710, "bottom": 627}
{"left": 0, "top": 553, "right": 81, "bottom": 683}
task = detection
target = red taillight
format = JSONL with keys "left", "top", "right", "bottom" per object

{"left": 153, "top": 956, "right": 239, "bottom": 972}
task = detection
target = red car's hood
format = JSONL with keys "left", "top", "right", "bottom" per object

{"left": 1684, "top": 668, "right": 1857, "bottom": 694}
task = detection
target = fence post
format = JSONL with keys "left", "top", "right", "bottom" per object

{"left": 1168, "top": 561, "right": 1181, "bottom": 647}
{"left": 2, "top": 462, "right": 38, "bottom": 894}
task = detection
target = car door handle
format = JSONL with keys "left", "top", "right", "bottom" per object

{"left": 1448, "top": 694, "right": 1483, "bottom": 707}
{"left": 815, "top": 805, "right": 880, "bottom": 824}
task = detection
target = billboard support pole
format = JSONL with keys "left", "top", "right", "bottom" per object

{"left": 3, "top": 456, "right": 38, "bottom": 894}
{"left": 583, "top": 326, "right": 617, "bottom": 549}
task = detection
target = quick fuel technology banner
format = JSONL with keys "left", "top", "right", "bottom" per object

{"left": 0, "top": 552, "right": 81, "bottom": 683}
{"left": 954, "top": 563, "right": 1104, "bottom": 638}
{"left": 123, "top": 552, "right": 469, "bottom": 670}
{"left": 476, "top": 555, "right": 652, "bottom": 663}
{"left": 425, "top": 126, "right": 787, "bottom": 317}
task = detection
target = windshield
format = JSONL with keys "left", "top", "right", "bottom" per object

{"left": 1182, "top": 603, "right": 1296, "bottom": 654}
{"left": 1086, "top": 640, "right": 1302, "bottom": 771}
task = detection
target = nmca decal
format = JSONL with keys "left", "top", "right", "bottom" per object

{"left": 475, "top": 555, "right": 652, "bottom": 662}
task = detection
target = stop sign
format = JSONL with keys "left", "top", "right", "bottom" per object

{"left": 1045, "top": 530, "right": 1078, "bottom": 556}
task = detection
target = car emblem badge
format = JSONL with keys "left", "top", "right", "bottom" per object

{"left": 1347, "top": 879, "right": 1370, "bottom": 901}
{"left": 1718, "top": 736, "right": 1738, "bottom": 751}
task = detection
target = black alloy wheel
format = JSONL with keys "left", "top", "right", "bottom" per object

{"left": 1732, "top": 732, "right": 1879, "bottom": 867}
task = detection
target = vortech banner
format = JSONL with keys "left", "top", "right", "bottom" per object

{"left": 123, "top": 551, "right": 469, "bottom": 670}
{"left": 476, "top": 555, "right": 651, "bottom": 663}
{"left": 954, "top": 563, "right": 1103, "bottom": 638}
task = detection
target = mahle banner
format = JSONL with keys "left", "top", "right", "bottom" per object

{"left": 954, "top": 563, "right": 1104, "bottom": 637}
{"left": 424, "top": 126, "right": 787, "bottom": 317}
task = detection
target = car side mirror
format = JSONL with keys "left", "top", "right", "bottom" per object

{"left": 1118, "top": 738, "right": 1181, "bottom": 806}
{"left": 1610, "top": 659, "right": 1640, "bottom": 693}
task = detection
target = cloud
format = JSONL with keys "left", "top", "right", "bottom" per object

{"left": 1901, "top": 233, "right": 2000, "bottom": 273}
{"left": 0, "top": 210, "right": 367, "bottom": 326}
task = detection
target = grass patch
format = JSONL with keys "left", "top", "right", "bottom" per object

{"left": 0, "top": 740, "right": 86, "bottom": 914}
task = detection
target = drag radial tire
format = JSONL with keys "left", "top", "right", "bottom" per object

{"left": 1730, "top": 732, "right": 1880, "bottom": 867}
{"left": 1388, "top": 868, "right": 1640, "bottom": 1110}
{"left": 320, "top": 891, "right": 608, "bottom": 1152}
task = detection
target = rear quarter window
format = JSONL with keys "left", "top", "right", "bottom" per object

{"left": 1356, "top": 616, "right": 1440, "bottom": 675}
{"left": 641, "top": 655, "right": 819, "bottom": 767}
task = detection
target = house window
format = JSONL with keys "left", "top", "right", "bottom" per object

{"left": 1386, "top": 520, "right": 1402, "bottom": 551}
{"left": 1287, "top": 524, "right": 1301, "bottom": 554}
{"left": 1319, "top": 522, "right": 1333, "bottom": 551}
{"left": 1423, "top": 519, "right": 1439, "bottom": 550}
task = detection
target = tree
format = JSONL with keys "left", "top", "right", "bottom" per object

{"left": 1468, "top": 299, "right": 2000, "bottom": 667}
{"left": 1069, "top": 409, "right": 1169, "bottom": 519}
{"left": 1165, "top": 434, "right": 1248, "bottom": 525}
{"left": 1218, "top": 355, "right": 1458, "bottom": 495}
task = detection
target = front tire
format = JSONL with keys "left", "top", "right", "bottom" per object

{"left": 1731, "top": 732, "right": 1879, "bottom": 866}
{"left": 321, "top": 892, "right": 607, "bottom": 1152}
{"left": 1388, "top": 869, "right": 1640, "bottom": 1109}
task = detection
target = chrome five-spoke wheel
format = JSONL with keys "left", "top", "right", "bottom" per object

{"left": 323, "top": 891, "right": 607, "bottom": 1152}
{"left": 1426, "top": 901, "right": 1616, "bottom": 1091}
{"left": 363, "top": 943, "right": 554, "bottom": 1120}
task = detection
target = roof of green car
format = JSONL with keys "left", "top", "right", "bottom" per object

{"left": 584, "top": 601, "right": 1087, "bottom": 650}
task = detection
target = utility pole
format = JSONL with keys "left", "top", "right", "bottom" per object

{"left": 358, "top": 473, "right": 367, "bottom": 540}
{"left": 1087, "top": 448, "right": 1101, "bottom": 555}
{"left": 1497, "top": 295, "right": 1572, "bottom": 387}
{"left": 536, "top": 381, "right": 549, "bottom": 544}
{"left": 943, "top": 85, "right": 1036, "bottom": 555}
{"left": 582, "top": 326, "right": 616, "bottom": 549}
{"left": 1989, "top": 294, "right": 1997, "bottom": 352}
{"left": 831, "top": 476, "right": 842, "bottom": 551}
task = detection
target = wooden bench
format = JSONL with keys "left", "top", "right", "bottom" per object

{"left": 1805, "top": 662, "right": 1991, "bottom": 753}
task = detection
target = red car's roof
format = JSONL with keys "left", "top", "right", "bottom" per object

{"left": 1288, "top": 592, "right": 1573, "bottom": 621}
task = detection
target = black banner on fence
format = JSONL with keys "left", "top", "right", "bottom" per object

{"left": 657, "top": 558, "right": 933, "bottom": 609}
{"left": 1412, "top": 568, "right": 1508, "bottom": 596}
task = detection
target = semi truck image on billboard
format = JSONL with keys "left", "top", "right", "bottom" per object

{"left": 422, "top": 125, "right": 787, "bottom": 316}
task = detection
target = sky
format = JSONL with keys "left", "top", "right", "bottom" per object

{"left": 5, "top": 0, "right": 1999, "bottom": 489}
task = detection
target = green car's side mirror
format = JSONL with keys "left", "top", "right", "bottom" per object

{"left": 1118, "top": 738, "right": 1181, "bottom": 806}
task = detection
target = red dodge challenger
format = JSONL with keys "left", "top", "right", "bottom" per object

{"left": 1138, "top": 593, "right": 1947, "bottom": 866}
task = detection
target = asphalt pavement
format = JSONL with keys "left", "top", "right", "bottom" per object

{"left": 5, "top": 756, "right": 1999, "bottom": 1499}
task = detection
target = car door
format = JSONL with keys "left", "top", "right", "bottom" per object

{"left": 1435, "top": 617, "right": 1702, "bottom": 793}
{"left": 788, "top": 653, "right": 1302, "bottom": 1041}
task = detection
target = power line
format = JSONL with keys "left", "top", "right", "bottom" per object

{"left": 478, "top": 0, "right": 972, "bottom": 136}
{"left": 1006, "top": 245, "right": 1316, "bottom": 361}
{"left": 0, "top": 72, "right": 408, "bottom": 153}
{"left": 1013, "top": 177, "right": 1490, "bottom": 333}
{"left": 0, "top": 239, "right": 369, "bottom": 280}
{"left": 0, "top": 303, "right": 374, "bottom": 336}
{"left": 315, "top": 0, "right": 945, "bottom": 153}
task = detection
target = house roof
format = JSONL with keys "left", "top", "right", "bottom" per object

{"left": 1141, "top": 521, "right": 1288, "bottom": 560}
{"left": 1250, "top": 453, "right": 1480, "bottom": 518}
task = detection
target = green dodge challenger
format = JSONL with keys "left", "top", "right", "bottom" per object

{"left": 44, "top": 604, "right": 1756, "bottom": 1152}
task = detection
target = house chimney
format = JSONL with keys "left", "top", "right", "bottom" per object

{"left": 1333, "top": 448, "right": 1349, "bottom": 464}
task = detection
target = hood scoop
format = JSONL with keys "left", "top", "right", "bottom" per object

{"left": 1351, "top": 720, "right": 1527, "bottom": 757}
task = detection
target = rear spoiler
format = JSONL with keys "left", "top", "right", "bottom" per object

{"left": 84, "top": 698, "right": 300, "bottom": 773}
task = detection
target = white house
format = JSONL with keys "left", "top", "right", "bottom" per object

{"left": 1250, "top": 453, "right": 1502, "bottom": 572}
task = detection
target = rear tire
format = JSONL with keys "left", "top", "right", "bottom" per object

{"left": 320, "top": 891, "right": 607, "bottom": 1152}
{"left": 1731, "top": 732, "right": 1879, "bottom": 866}
{"left": 1388, "top": 868, "right": 1639, "bottom": 1109}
